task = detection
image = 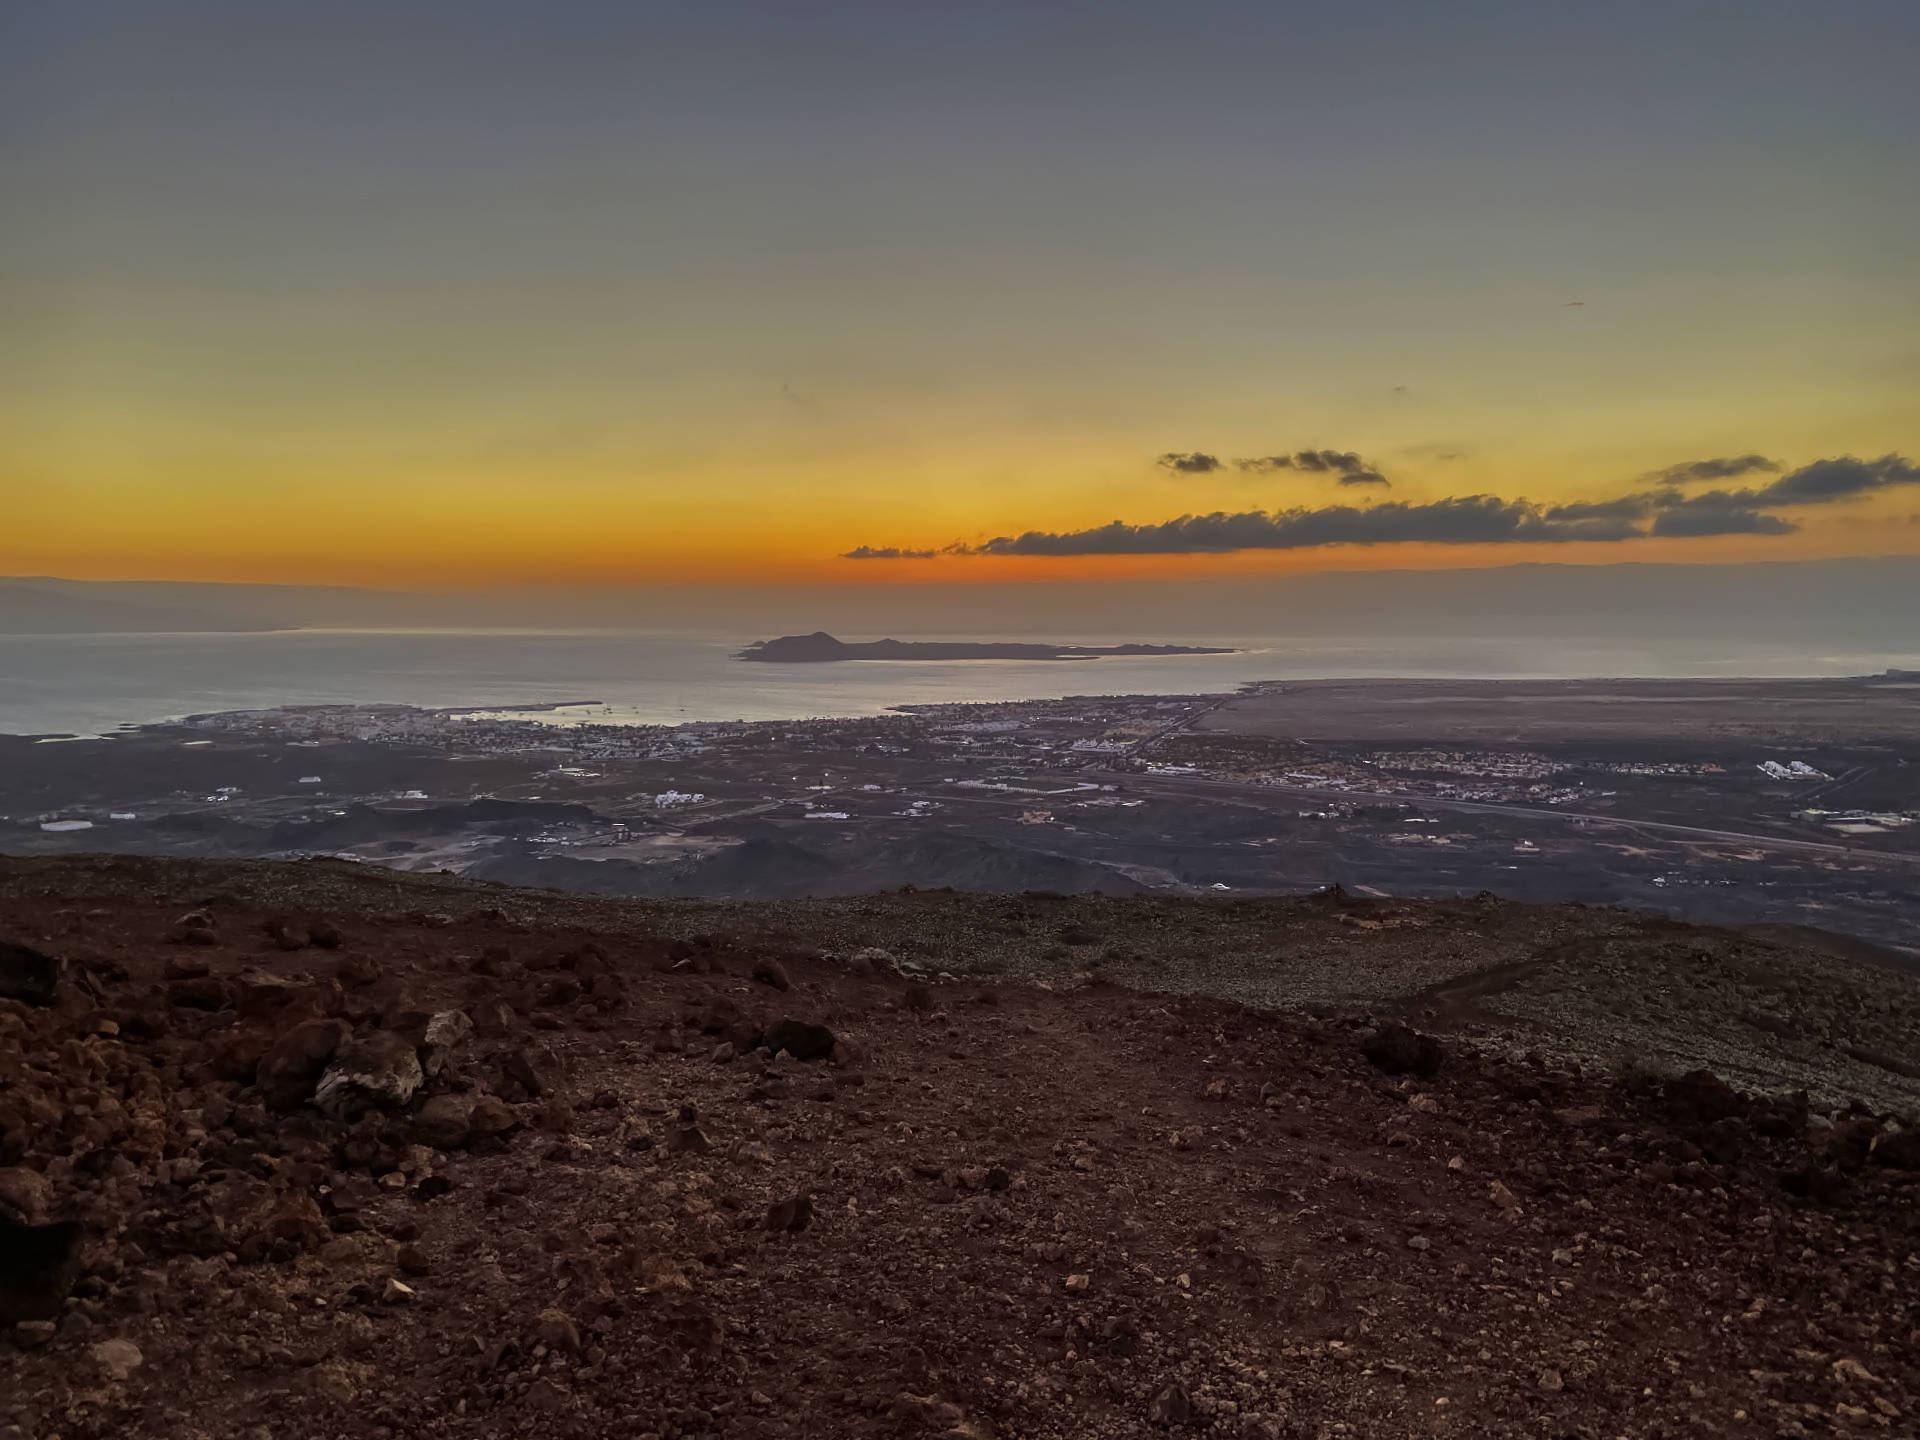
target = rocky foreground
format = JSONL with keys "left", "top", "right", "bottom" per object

{"left": 1, "top": 857, "right": 1916, "bottom": 1440}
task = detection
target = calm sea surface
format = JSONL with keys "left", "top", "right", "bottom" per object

{"left": 3, "top": 628, "right": 1917, "bottom": 737}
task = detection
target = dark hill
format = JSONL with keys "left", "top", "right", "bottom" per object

{"left": 0, "top": 855, "right": 1914, "bottom": 1439}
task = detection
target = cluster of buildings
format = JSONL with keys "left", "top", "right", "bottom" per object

{"left": 1794, "top": 807, "right": 1918, "bottom": 835}
{"left": 179, "top": 703, "right": 674, "bottom": 757}
{"left": 1584, "top": 760, "right": 1725, "bottom": 777}
{"left": 1368, "top": 749, "right": 1564, "bottom": 779}
{"left": 172, "top": 695, "right": 1224, "bottom": 781}
{"left": 1757, "top": 760, "right": 1831, "bottom": 782}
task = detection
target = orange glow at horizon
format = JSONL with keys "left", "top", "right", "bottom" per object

{"left": 7, "top": 7, "right": 1915, "bottom": 595}
{"left": 9, "top": 494, "right": 1918, "bottom": 592}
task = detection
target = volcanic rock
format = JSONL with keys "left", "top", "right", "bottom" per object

{"left": 1871, "top": 1128, "right": 1920, "bottom": 1170}
{"left": 1147, "top": 1381, "right": 1193, "bottom": 1426}
{"left": 89, "top": 1337, "right": 144, "bottom": 1382}
{"left": 843, "top": 946, "right": 895, "bottom": 979}
{"left": 0, "top": 1216, "right": 83, "bottom": 1325}
{"left": 256, "top": 1018, "right": 349, "bottom": 1111}
{"left": 209, "top": 1023, "right": 277, "bottom": 1083}
{"left": 533, "top": 1307, "right": 581, "bottom": 1352}
{"left": 396, "top": 1244, "right": 432, "bottom": 1277}
{"left": 766, "top": 1018, "right": 836, "bottom": 1062}
{"left": 412, "top": 1094, "right": 478, "bottom": 1150}
{"left": 335, "top": 952, "right": 382, "bottom": 987}
{"left": 765, "top": 1193, "right": 813, "bottom": 1233}
{"left": 168, "top": 909, "right": 218, "bottom": 946}
{"left": 1361, "top": 1022, "right": 1444, "bottom": 1077}
{"left": 467, "top": 1096, "right": 519, "bottom": 1140}
{"left": 263, "top": 915, "right": 312, "bottom": 950}
{"left": 313, "top": 1032, "right": 425, "bottom": 1118}
{"left": 162, "top": 953, "right": 212, "bottom": 981}
{"left": 1664, "top": 1068, "right": 1747, "bottom": 1124}
{"left": 233, "top": 969, "right": 331, "bottom": 1021}
{"left": 0, "top": 941, "right": 62, "bottom": 1006}
{"left": 666, "top": 1125, "right": 712, "bottom": 1155}
{"left": 0, "top": 1167, "right": 53, "bottom": 1224}
{"left": 413, "top": 1175, "right": 455, "bottom": 1202}
{"left": 470, "top": 997, "right": 517, "bottom": 1039}
{"left": 420, "top": 1008, "right": 474, "bottom": 1076}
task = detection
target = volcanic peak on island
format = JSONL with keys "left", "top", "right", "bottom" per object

{"left": 736, "top": 631, "right": 1234, "bottom": 662}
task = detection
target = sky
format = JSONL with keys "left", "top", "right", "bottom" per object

{"left": 4, "top": 0, "right": 1917, "bottom": 591}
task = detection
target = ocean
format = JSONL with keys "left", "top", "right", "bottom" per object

{"left": 3, "top": 627, "right": 1917, "bottom": 737}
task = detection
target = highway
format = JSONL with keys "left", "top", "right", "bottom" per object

{"left": 1118, "top": 773, "right": 1911, "bottom": 861}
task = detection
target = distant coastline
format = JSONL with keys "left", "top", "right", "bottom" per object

{"left": 736, "top": 631, "right": 1236, "bottom": 663}
{"left": 5, "top": 623, "right": 1917, "bottom": 741}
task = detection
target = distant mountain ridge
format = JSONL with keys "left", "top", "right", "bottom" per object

{"left": 0, "top": 580, "right": 288, "bottom": 634}
{"left": 736, "top": 631, "right": 1234, "bottom": 662}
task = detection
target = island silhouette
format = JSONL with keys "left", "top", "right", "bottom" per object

{"left": 736, "top": 631, "right": 1234, "bottom": 663}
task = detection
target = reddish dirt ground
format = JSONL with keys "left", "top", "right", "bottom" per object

{"left": 1, "top": 857, "right": 1916, "bottom": 1439}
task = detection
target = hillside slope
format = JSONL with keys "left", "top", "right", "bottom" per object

{"left": 1, "top": 856, "right": 1915, "bottom": 1439}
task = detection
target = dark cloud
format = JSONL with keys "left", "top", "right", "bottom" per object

{"left": 840, "top": 545, "right": 940, "bottom": 560}
{"left": 961, "top": 496, "right": 1643, "bottom": 557}
{"left": 1234, "top": 450, "right": 1390, "bottom": 486}
{"left": 1544, "top": 495, "right": 1659, "bottom": 523}
{"left": 841, "top": 451, "right": 1905, "bottom": 561}
{"left": 1548, "top": 486, "right": 1796, "bottom": 537}
{"left": 1653, "top": 454, "right": 1781, "bottom": 484}
{"left": 1543, "top": 451, "right": 1915, "bottom": 536}
{"left": 1610, "top": 454, "right": 1920, "bottom": 532}
{"left": 1748, "top": 453, "right": 1920, "bottom": 505}
{"left": 1648, "top": 498, "right": 1796, "bottom": 538}
{"left": 1156, "top": 451, "right": 1223, "bottom": 474}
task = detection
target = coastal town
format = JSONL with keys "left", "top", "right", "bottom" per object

{"left": 5, "top": 676, "right": 1919, "bottom": 959}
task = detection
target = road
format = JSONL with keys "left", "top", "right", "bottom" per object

{"left": 897, "top": 764, "right": 1903, "bottom": 864}
{"left": 1123, "top": 697, "right": 1234, "bottom": 756}
{"left": 1120, "top": 773, "right": 1910, "bottom": 861}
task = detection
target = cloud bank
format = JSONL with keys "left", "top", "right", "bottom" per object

{"left": 840, "top": 545, "right": 942, "bottom": 560}
{"left": 838, "top": 453, "right": 1915, "bottom": 560}
{"left": 1156, "top": 451, "right": 1223, "bottom": 474}
{"left": 1744, "top": 453, "right": 1920, "bottom": 506}
{"left": 1233, "top": 450, "right": 1389, "bottom": 486}
{"left": 1652, "top": 454, "right": 1782, "bottom": 484}
{"left": 959, "top": 497, "right": 1643, "bottom": 556}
